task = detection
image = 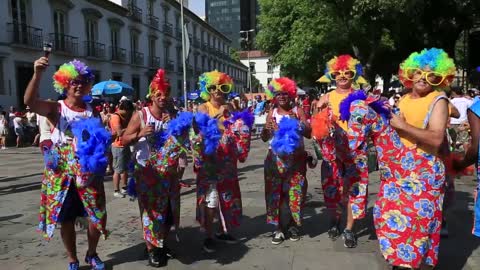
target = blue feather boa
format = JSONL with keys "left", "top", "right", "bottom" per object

{"left": 71, "top": 118, "right": 111, "bottom": 175}
{"left": 223, "top": 109, "right": 255, "bottom": 130}
{"left": 339, "top": 90, "right": 391, "bottom": 121}
{"left": 271, "top": 117, "right": 302, "bottom": 156}
{"left": 194, "top": 113, "right": 221, "bottom": 155}
{"left": 167, "top": 112, "right": 194, "bottom": 137}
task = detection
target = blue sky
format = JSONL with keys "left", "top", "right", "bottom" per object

{"left": 190, "top": 1, "right": 205, "bottom": 17}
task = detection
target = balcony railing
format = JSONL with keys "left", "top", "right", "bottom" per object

{"left": 7, "top": 22, "right": 43, "bottom": 48}
{"left": 130, "top": 51, "right": 144, "bottom": 66}
{"left": 163, "top": 23, "right": 173, "bottom": 36}
{"left": 49, "top": 33, "right": 78, "bottom": 55}
{"left": 147, "top": 14, "right": 159, "bottom": 29}
{"left": 165, "top": 60, "right": 174, "bottom": 72}
{"left": 110, "top": 46, "right": 126, "bottom": 62}
{"left": 149, "top": 56, "right": 161, "bottom": 67}
{"left": 84, "top": 41, "right": 105, "bottom": 58}
{"left": 128, "top": 4, "right": 142, "bottom": 22}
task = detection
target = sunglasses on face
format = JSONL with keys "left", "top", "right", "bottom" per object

{"left": 275, "top": 92, "right": 289, "bottom": 97}
{"left": 404, "top": 68, "right": 446, "bottom": 86}
{"left": 329, "top": 70, "right": 356, "bottom": 80}
{"left": 208, "top": 84, "right": 232, "bottom": 94}
{"left": 70, "top": 79, "right": 89, "bottom": 86}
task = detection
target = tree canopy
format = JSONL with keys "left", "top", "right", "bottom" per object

{"left": 256, "top": 0, "right": 480, "bottom": 88}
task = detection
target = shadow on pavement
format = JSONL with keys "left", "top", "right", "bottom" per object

{"left": 0, "top": 181, "right": 41, "bottom": 195}
{"left": 437, "top": 190, "right": 480, "bottom": 270}
{"left": 103, "top": 243, "right": 146, "bottom": 269}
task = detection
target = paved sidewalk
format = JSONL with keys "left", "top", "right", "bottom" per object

{"left": 0, "top": 140, "right": 479, "bottom": 270}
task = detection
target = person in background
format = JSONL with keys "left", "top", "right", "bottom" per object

{"left": 254, "top": 95, "right": 266, "bottom": 116}
{"left": 449, "top": 87, "right": 473, "bottom": 153}
{"left": 0, "top": 111, "right": 8, "bottom": 149}
{"left": 110, "top": 100, "right": 135, "bottom": 198}
{"left": 25, "top": 106, "right": 39, "bottom": 146}
{"left": 13, "top": 111, "right": 25, "bottom": 148}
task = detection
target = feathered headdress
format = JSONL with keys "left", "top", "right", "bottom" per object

{"left": 53, "top": 59, "right": 94, "bottom": 94}
{"left": 398, "top": 48, "right": 456, "bottom": 89}
{"left": 148, "top": 69, "right": 170, "bottom": 98}
{"left": 317, "top": 55, "right": 367, "bottom": 87}
{"left": 198, "top": 70, "right": 234, "bottom": 101}
{"left": 265, "top": 77, "right": 297, "bottom": 100}
{"left": 167, "top": 112, "right": 194, "bottom": 137}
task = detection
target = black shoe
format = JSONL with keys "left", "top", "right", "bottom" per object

{"left": 203, "top": 238, "right": 216, "bottom": 253}
{"left": 271, "top": 231, "right": 285, "bottom": 245}
{"left": 342, "top": 229, "right": 357, "bottom": 248}
{"left": 215, "top": 233, "right": 238, "bottom": 244}
{"left": 288, "top": 226, "right": 301, "bottom": 241}
{"left": 148, "top": 248, "right": 167, "bottom": 267}
{"left": 164, "top": 246, "right": 175, "bottom": 259}
{"left": 327, "top": 225, "right": 340, "bottom": 240}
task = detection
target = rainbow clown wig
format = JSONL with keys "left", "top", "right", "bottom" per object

{"left": 265, "top": 77, "right": 297, "bottom": 100}
{"left": 198, "top": 70, "right": 234, "bottom": 101}
{"left": 398, "top": 48, "right": 456, "bottom": 89}
{"left": 53, "top": 59, "right": 94, "bottom": 94}
{"left": 148, "top": 69, "right": 170, "bottom": 98}
{"left": 317, "top": 55, "right": 367, "bottom": 87}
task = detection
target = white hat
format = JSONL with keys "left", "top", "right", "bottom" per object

{"left": 120, "top": 96, "right": 129, "bottom": 102}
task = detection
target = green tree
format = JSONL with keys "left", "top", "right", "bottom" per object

{"left": 257, "top": 0, "right": 480, "bottom": 88}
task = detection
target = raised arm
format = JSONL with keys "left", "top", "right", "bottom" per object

{"left": 24, "top": 57, "right": 58, "bottom": 120}
{"left": 295, "top": 108, "right": 312, "bottom": 139}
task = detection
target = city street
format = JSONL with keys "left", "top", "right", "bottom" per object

{"left": 1, "top": 139, "right": 479, "bottom": 270}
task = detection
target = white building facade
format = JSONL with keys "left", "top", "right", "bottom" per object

{"left": 239, "top": 50, "right": 280, "bottom": 92}
{"left": 0, "top": 0, "right": 247, "bottom": 108}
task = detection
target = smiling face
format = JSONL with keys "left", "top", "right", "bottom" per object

{"left": 151, "top": 91, "right": 169, "bottom": 110}
{"left": 65, "top": 76, "right": 92, "bottom": 99}
{"left": 209, "top": 86, "right": 226, "bottom": 103}
{"left": 275, "top": 92, "right": 291, "bottom": 108}
{"left": 334, "top": 69, "right": 354, "bottom": 90}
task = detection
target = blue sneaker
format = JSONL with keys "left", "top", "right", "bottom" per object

{"left": 84, "top": 253, "right": 105, "bottom": 270}
{"left": 68, "top": 261, "right": 79, "bottom": 270}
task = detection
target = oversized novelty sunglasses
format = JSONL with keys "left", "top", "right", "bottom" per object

{"left": 404, "top": 68, "right": 446, "bottom": 86}
{"left": 328, "top": 70, "right": 356, "bottom": 80}
{"left": 208, "top": 84, "right": 232, "bottom": 94}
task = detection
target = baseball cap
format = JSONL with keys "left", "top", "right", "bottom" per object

{"left": 120, "top": 96, "right": 129, "bottom": 102}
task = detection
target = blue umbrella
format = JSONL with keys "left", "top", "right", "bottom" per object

{"left": 187, "top": 90, "right": 200, "bottom": 100}
{"left": 91, "top": 80, "right": 134, "bottom": 96}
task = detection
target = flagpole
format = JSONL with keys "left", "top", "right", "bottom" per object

{"left": 181, "top": 0, "right": 187, "bottom": 109}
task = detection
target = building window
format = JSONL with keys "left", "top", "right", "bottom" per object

{"left": 91, "top": 70, "right": 101, "bottom": 84}
{"left": 177, "top": 80, "right": 182, "bottom": 93}
{"left": 267, "top": 61, "right": 273, "bottom": 74}
{"left": 112, "top": 72, "right": 122, "bottom": 81}
{"left": 0, "top": 59, "right": 5, "bottom": 95}
{"left": 249, "top": 62, "right": 256, "bottom": 74}
{"left": 147, "top": 0, "right": 154, "bottom": 15}
{"left": 11, "top": 0, "right": 28, "bottom": 24}
{"left": 164, "top": 44, "right": 170, "bottom": 60}
{"left": 132, "top": 75, "right": 140, "bottom": 99}
{"left": 149, "top": 37, "right": 156, "bottom": 57}
{"left": 86, "top": 19, "right": 98, "bottom": 42}
{"left": 130, "top": 31, "right": 139, "bottom": 52}
{"left": 53, "top": 10, "right": 66, "bottom": 35}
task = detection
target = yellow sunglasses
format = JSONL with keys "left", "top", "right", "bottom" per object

{"left": 328, "top": 70, "right": 356, "bottom": 80}
{"left": 404, "top": 68, "right": 446, "bottom": 86}
{"left": 208, "top": 84, "right": 232, "bottom": 94}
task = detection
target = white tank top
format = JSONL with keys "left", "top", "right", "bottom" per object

{"left": 269, "top": 107, "right": 303, "bottom": 149}
{"left": 50, "top": 100, "right": 93, "bottom": 145}
{"left": 135, "top": 107, "right": 169, "bottom": 165}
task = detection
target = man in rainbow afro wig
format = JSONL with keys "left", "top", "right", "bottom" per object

{"left": 194, "top": 70, "right": 254, "bottom": 253}
{"left": 312, "top": 54, "right": 369, "bottom": 249}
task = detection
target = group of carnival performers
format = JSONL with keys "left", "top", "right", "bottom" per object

{"left": 25, "top": 45, "right": 479, "bottom": 270}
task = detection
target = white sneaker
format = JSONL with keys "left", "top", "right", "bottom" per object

{"left": 120, "top": 187, "right": 128, "bottom": 195}
{"left": 271, "top": 231, "right": 285, "bottom": 245}
{"left": 113, "top": 191, "right": 125, "bottom": 198}
{"left": 1, "top": 146, "right": 6, "bottom": 150}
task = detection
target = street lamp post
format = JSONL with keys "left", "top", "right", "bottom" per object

{"left": 181, "top": 0, "right": 187, "bottom": 109}
{"left": 240, "top": 29, "right": 255, "bottom": 94}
